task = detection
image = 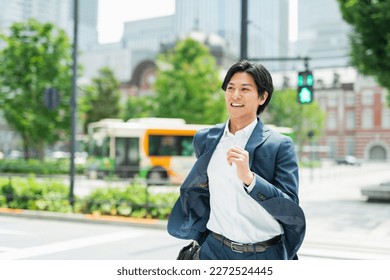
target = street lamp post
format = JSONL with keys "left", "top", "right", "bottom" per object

{"left": 240, "top": 0, "right": 248, "bottom": 60}
{"left": 69, "top": 0, "right": 78, "bottom": 209}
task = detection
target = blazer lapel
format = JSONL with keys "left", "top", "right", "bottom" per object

{"left": 195, "top": 123, "right": 225, "bottom": 168}
{"left": 185, "top": 123, "right": 225, "bottom": 179}
{"left": 245, "top": 119, "right": 271, "bottom": 167}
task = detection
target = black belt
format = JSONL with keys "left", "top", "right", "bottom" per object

{"left": 212, "top": 232, "right": 281, "bottom": 253}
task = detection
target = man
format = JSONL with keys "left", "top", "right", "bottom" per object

{"left": 168, "top": 60, "right": 305, "bottom": 260}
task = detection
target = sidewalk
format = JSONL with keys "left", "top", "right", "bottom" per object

{"left": 0, "top": 207, "right": 167, "bottom": 229}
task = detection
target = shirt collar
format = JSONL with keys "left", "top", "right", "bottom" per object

{"left": 224, "top": 118, "right": 258, "bottom": 138}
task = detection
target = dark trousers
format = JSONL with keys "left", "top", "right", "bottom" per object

{"left": 199, "top": 232, "right": 287, "bottom": 260}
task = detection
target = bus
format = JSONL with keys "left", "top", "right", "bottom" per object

{"left": 86, "top": 117, "right": 295, "bottom": 185}
{"left": 86, "top": 117, "right": 211, "bottom": 185}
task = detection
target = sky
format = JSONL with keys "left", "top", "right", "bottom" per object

{"left": 98, "top": 0, "right": 175, "bottom": 44}
{"left": 98, "top": 0, "right": 297, "bottom": 44}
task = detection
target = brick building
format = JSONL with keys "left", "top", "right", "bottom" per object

{"left": 316, "top": 73, "right": 390, "bottom": 162}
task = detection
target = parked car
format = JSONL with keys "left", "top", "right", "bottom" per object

{"left": 361, "top": 181, "right": 390, "bottom": 202}
{"left": 335, "top": 155, "right": 361, "bottom": 166}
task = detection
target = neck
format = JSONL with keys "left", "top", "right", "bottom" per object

{"left": 229, "top": 116, "right": 257, "bottom": 134}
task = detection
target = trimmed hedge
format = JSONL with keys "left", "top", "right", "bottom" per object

{"left": 0, "top": 176, "right": 179, "bottom": 220}
{"left": 0, "top": 159, "right": 85, "bottom": 175}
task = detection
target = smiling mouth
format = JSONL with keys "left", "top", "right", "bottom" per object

{"left": 231, "top": 103, "right": 244, "bottom": 107}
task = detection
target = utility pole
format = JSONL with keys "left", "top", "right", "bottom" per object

{"left": 240, "top": 0, "right": 248, "bottom": 60}
{"left": 69, "top": 0, "right": 78, "bottom": 210}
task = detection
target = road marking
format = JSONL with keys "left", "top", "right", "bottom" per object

{"left": 0, "top": 229, "right": 28, "bottom": 235}
{"left": 0, "top": 246, "right": 20, "bottom": 252}
{"left": 0, "top": 230, "right": 143, "bottom": 260}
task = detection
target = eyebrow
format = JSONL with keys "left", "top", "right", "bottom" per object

{"left": 228, "top": 82, "right": 254, "bottom": 87}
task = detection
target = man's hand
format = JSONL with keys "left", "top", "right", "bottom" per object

{"left": 227, "top": 145, "right": 254, "bottom": 185}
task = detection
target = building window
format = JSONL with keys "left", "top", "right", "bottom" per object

{"left": 327, "top": 138, "right": 337, "bottom": 158}
{"left": 328, "top": 94, "right": 337, "bottom": 107}
{"left": 345, "top": 92, "right": 355, "bottom": 106}
{"left": 346, "top": 111, "right": 355, "bottom": 130}
{"left": 361, "top": 108, "right": 373, "bottom": 129}
{"left": 382, "top": 109, "right": 390, "bottom": 128}
{"left": 327, "top": 111, "right": 337, "bottom": 130}
{"left": 381, "top": 89, "right": 388, "bottom": 104}
{"left": 361, "top": 89, "right": 374, "bottom": 105}
{"left": 345, "top": 138, "right": 355, "bottom": 156}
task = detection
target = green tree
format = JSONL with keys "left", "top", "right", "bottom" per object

{"left": 337, "top": 0, "right": 390, "bottom": 106}
{"left": 80, "top": 67, "right": 121, "bottom": 133}
{"left": 154, "top": 38, "right": 226, "bottom": 124}
{"left": 0, "top": 19, "right": 73, "bottom": 160}
{"left": 264, "top": 89, "right": 326, "bottom": 157}
{"left": 122, "top": 95, "right": 156, "bottom": 120}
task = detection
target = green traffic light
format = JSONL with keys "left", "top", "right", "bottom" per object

{"left": 307, "top": 74, "right": 313, "bottom": 86}
{"left": 298, "top": 75, "right": 304, "bottom": 86}
{"left": 298, "top": 87, "right": 313, "bottom": 103}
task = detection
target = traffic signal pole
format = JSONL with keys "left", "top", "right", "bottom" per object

{"left": 249, "top": 56, "right": 311, "bottom": 66}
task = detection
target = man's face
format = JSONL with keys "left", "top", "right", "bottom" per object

{"left": 224, "top": 72, "right": 267, "bottom": 120}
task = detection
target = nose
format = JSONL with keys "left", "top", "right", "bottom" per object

{"left": 232, "top": 89, "right": 241, "bottom": 99}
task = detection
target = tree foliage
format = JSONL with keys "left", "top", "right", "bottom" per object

{"left": 337, "top": 0, "right": 390, "bottom": 105}
{"left": 122, "top": 95, "right": 156, "bottom": 121}
{"left": 0, "top": 19, "right": 73, "bottom": 159}
{"left": 80, "top": 67, "right": 122, "bottom": 133}
{"left": 264, "top": 89, "right": 326, "bottom": 155}
{"left": 154, "top": 38, "right": 226, "bottom": 124}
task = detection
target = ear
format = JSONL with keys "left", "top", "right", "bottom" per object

{"left": 259, "top": 91, "right": 268, "bottom": 105}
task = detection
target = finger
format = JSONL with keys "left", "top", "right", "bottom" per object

{"left": 227, "top": 150, "right": 248, "bottom": 161}
{"left": 227, "top": 150, "right": 241, "bottom": 158}
{"left": 229, "top": 145, "right": 245, "bottom": 152}
{"left": 227, "top": 153, "right": 246, "bottom": 165}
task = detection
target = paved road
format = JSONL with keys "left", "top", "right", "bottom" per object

{"left": 0, "top": 162, "right": 389, "bottom": 260}
{"left": 298, "top": 162, "right": 390, "bottom": 259}
{"left": 0, "top": 215, "right": 187, "bottom": 260}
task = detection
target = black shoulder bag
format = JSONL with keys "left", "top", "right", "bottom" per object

{"left": 176, "top": 241, "right": 200, "bottom": 260}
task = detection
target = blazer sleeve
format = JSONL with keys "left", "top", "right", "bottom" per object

{"left": 247, "top": 135, "right": 300, "bottom": 204}
{"left": 193, "top": 128, "right": 209, "bottom": 158}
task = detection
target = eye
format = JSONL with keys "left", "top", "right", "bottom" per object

{"left": 227, "top": 86, "right": 235, "bottom": 92}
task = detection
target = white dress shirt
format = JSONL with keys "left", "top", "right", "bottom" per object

{"left": 206, "top": 119, "right": 283, "bottom": 243}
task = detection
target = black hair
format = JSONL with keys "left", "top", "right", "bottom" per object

{"left": 221, "top": 59, "right": 274, "bottom": 115}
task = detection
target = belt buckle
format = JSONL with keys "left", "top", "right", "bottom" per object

{"left": 230, "top": 241, "right": 244, "bottom": 253}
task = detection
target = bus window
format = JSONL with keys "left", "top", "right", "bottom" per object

{"left": 90, "top": 136, "right": 109, "bottom": 157}
{"left": 115, "top": 137, "right": 140, "bottom": 165}
{"left": 181, "top": 137, "right": 194, "bottom": 156}
{"left": 115, "top": 137, "right": 140, "bottom": 177}
{"left": 102, "top": 137, "right": 109, "bottom": 157}
{"left": 149, "top": 135, "right": 194, "bottom": 156}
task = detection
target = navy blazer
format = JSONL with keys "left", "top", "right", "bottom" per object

{"left": 167, "top": 118, "right": 306, "bottom": 259}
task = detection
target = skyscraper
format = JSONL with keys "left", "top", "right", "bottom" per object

{"left": 174, "top": 0, "right": 290, "bottom": 70}
{"left": 0, "top": 0, "right": 98, "bottom": 51}
{"left": 294, "top": 0, "right": 351, "bottom": 68}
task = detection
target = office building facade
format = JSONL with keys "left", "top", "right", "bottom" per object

{"left": 0, "top": 0, "right": 98, "bottom": 51}
{"left": 293, "top": 0, "right": 352, "bottom": 69}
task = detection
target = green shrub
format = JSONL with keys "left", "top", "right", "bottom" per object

{"left": 80, "top": 184, "right": 179, "bottom": 219}
{"left": 0, "top": 176, "right": 73, "bottom": 212}
{"left": 0, "top": 159, "right": 85, "bottom": 175}
{"left": 0, "top": 176, "right": 179, "bottom": 220}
